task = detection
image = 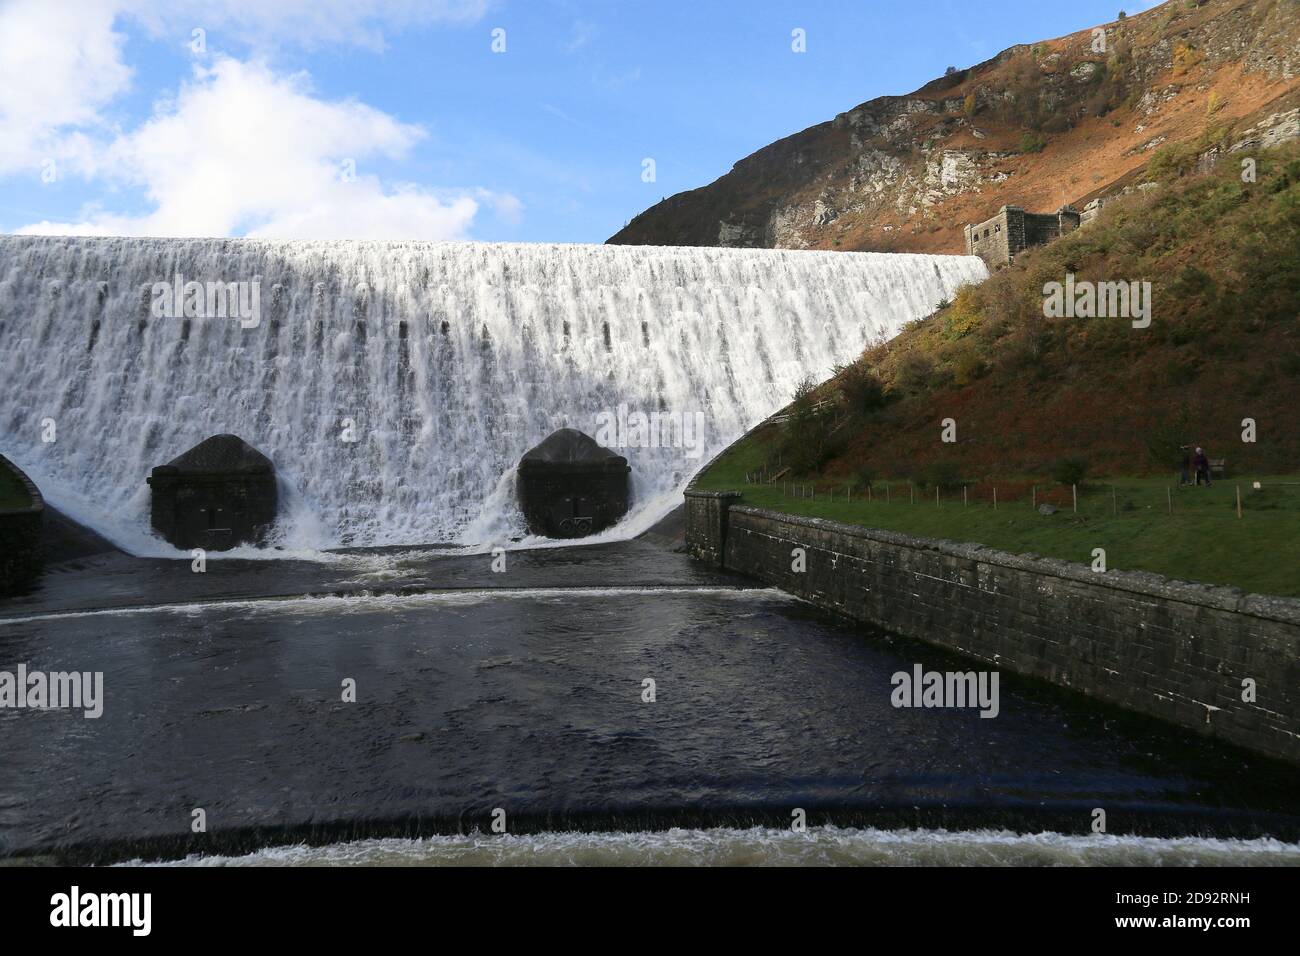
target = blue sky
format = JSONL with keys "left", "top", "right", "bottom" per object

{"left": 0, "top": 0, "right": 1155, "bottom": 243}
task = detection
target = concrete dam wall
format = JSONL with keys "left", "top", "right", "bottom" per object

{"left": 0, "top": 237, "right": 985, "bottom": 552}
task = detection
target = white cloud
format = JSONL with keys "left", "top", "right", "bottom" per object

{"left": 0, "top": 0, "right": 134, "bottom": 174}
{"left": 14, "top": 216, "right": 125, "bottom": 237}
{"left": 245, "top": 188, "right": 480, "bottom": 241}
{"left": 0, "top": 1, "right": 513, "bottom": 239}
{"left": 16, "top": 59, "right": 493, "bottom": 239}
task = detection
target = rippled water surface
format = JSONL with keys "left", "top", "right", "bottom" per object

{"left": 3, "top": 540, "right": 1297, "bottom": 864}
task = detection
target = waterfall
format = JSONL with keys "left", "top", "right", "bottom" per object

{"left": 0, "top": 237, "right": 987, "bottom": 554}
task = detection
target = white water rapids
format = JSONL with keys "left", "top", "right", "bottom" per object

{"left": 133, "top": 827, "right": 1300, "bottom": 867}
{"left": 0, "top": 237, "right": 986, "bottom": 554}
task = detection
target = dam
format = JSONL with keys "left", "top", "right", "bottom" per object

{"left": 2, "top": 237, "right": 1295, "bottom": 867}
{"left": 0, "top": 237, "right": 985, "bottom": 552}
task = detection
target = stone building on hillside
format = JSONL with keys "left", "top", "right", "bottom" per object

{"left": 964, "top": 204, "right": 1081, "bottom": 268}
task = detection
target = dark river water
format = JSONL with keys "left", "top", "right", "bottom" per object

{"left": 1, "top": 537, "right": 1297, "bottom": 865}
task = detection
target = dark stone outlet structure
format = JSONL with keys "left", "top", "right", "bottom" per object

{"left": 517, "top": 428, "right": 630, "bottom": 538}
{"left": 148, "top": 435, "right": 278, "bottom": 551}
{"left": 964, "top": 204, "right": 1081, "bottom": 268}
{"left": 684, "top": 490, "right": 1300, "bottom": 765}
{"left": 0, "top": 454, "right": 44, "bottom": 595}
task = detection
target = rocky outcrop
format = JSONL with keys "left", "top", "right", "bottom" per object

{"left": 609, "top": 0, "right": 1300, "bottom": 255}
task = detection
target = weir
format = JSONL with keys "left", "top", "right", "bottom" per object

{"left": 0, "top": 237, "right": 985, "bottom": 551}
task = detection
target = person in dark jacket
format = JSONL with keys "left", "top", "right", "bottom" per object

{"left": 1193, "top": 446, "right": 1212, "bottom": 486}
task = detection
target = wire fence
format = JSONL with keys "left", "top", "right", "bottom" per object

{"left": 740, "top": 473, "right": 1300, "bottom": 519}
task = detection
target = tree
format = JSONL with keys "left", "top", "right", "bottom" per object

{"left": 782, "top": 377, "right": 833, "bottom": 473}
{"left": 1143, "top": 405, "right": 1193, "bottom": 471}
{"left": 835, "top": 360, "right": 888, "bottom": 419}
{"left": 1050, "top": 456, "right": 1090, "bottom": 487}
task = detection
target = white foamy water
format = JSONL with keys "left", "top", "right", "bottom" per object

{"left": 0, "top": 585, "right": 784, "bottom": 626}
{"left": 131, "top": 827, "right": 1300, "bottom": 867}
{"left": 0, "top": 237, "right": 985, "bottom": 553}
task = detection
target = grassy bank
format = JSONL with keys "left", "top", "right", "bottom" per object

{"left": 0, "top": 461, "right": 32, "bottom": 511}
{"left": 695, "top": 433, "right": 1300, "bottom": 597}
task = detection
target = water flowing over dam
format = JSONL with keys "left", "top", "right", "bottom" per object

{"left": 0, "top": 237, "right": 986, "bottom": 552}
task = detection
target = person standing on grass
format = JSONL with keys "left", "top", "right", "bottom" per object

{"left": 1179, "top": 445, "right": 1191, "bottom": 486}
{"left": 1193, "top": 446, "right": 1212, "bottom": 486}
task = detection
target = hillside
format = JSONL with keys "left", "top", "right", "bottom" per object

{"left": 722, "top": 137, "right": 1300, "bottom": 487}
{"left": 609, "top": 0, "right": 1300, "bottom": 254}
{"left": 689, "top": 138, "right": 1300, "bottom": 595}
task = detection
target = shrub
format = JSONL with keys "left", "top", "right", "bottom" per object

{"left": 1168, "top": 263, "right": 1216, "bottom": 303}
{"left": 782, "top": 376, "right": 831, "bottom": 472}
{"left": 1148, "top": 141, "right": 1198, "bottom": 181}
{"left": 916, "top": 460, "right": 964, "bottom": 491}
{"left": 1019, "top": 131, "right": 1047, "bottom": 154}
{"left": 1172, "top": 41, "right": 1202, "bottom": 76}
{"left": 1163, "top": 353, "right": 1201, "bottom": 385}
{"left": 1050, "top": 456, "right": 1090, "bottom": 487}
{"left": 835, "top": 360, "right": 888, "bottom": 417}
{"left": 894, "top": 352, "right": 935, "bottom": 395}
{"left": 951, "top": 349, "right": 988, "bottom": 385}
{"left": 943, "top": 284, "right": 983, "bottom": 339}
{"left": 1142, "top": 404, "right": 1194, "bottom": 471}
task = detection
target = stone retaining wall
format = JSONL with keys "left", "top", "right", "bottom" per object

{"left": 684, "top": 490, "right": 1300, "bottom": 765}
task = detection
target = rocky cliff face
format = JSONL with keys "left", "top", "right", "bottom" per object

{"left": 608, "top": 0, "right": 1300, "bottom": 255}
